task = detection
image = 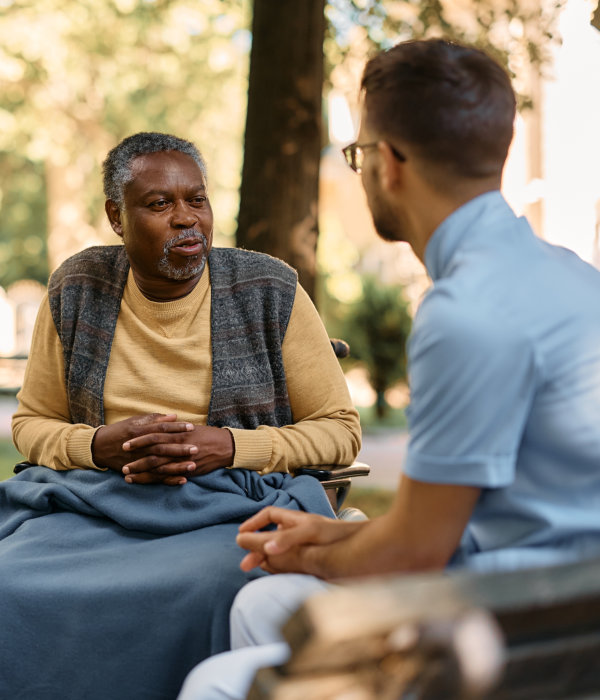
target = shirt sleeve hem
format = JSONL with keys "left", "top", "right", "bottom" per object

{"left": 403, "top": 447, "right": 515, "bottom": 488}
{"left": 228, "top": 428, "right": 272, "bottom": 470}
{"left": 67, "top": 426, "right": 106, "bottom": 470}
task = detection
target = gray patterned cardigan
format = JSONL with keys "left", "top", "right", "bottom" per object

{"left": 47, "top": 245, "right": 297, "bottom": 430}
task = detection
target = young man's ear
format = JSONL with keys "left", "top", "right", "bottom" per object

{"left": 378, "top": 141, "right": 404, "bottom": 191}
{"left": 105, "top": 200, "right": 123, "bottom": 237}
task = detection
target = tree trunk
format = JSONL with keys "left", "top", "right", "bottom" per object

{"left": 375, "top": 390, "right": 388, "bottom": 420}
{"left": 236, "top": 0, "right": 325, "bottom": 301}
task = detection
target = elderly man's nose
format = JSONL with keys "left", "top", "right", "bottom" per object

{"left": 171, "top": 201, "right": 197, "bottom": 227}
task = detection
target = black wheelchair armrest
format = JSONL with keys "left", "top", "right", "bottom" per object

{"left": 295, "top": 462, "right": 371, "bottom": 513}
{"left": 329, "top": 338, "right": 350, "bottom": 359}
{"left": 295, "top": 462, "right": 370, "bottom": 481}
{"left": 14, "top": 461, "right": 35, "bottom": 474}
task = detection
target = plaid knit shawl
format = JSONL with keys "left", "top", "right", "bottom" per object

{"left": 47, "top": 245, "right": 296, "bottom": 429}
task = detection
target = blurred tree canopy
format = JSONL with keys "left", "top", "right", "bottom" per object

{"left": 0, "top": 0, "right": 562, "bottom": 292}
{"left": 0, "top": 152, "right": 47, "bottom": 286}
{"left": 238, "top": 0, "right": 563, "bottom": 300}
{"left": 0, "top": 0, "right": 251, "bottom": 285}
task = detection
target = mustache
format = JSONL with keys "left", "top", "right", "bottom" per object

{"left": 164, "top": 229, "right": 208, "bottom": 250}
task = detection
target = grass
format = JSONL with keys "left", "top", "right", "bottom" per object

{"left": 343, "top": 486, "right": 394, "bottom": 519}
{"left": 0, "top": 438, "right": 23, "bottom": 481}
{"left": 357, "top": 405, "right": 407, "bottom": 434}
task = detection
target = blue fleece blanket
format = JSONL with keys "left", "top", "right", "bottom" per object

{"left": 0, "top": 466, "right": 334, "bottom": 700}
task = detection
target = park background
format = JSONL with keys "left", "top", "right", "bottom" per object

{"left": 0, "top": 0, "right": 599, "bottom": 515}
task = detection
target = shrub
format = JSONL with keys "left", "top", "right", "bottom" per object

{"left": 343, "top": 276, "right": 412, "bottom": 418}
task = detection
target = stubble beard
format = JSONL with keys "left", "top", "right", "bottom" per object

{"left": 362, "top": 165, "right": 405, "bottom": 244}
{"left": 373, "top": 216, "right": 401, "bottom": 243}
{"left": 369, "top": 190, "right": 404, "bottom": 244}
{"left": 158, "top": 229, "right": 209, "bottom": 281}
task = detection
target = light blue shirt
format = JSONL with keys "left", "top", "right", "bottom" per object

{"left": 404, "top": 191, "right": 600, "bottom": 572}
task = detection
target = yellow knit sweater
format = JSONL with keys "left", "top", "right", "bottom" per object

{"left": 12, "top": 266, "right": 361, "bottom": 474}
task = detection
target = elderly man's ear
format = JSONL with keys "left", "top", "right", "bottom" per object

{"left": 105, "top": 200, "right": 123, "bottom": 237}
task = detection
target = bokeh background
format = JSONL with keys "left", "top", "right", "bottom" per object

{"left": 1, "top": 0, "right": 599, "bottom": 511}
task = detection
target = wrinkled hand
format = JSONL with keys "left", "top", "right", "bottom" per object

{"left": 236, "top": 507, "right": 360, "bottom": 576}
{"left": 92, "top": 414, "right": 234, "bottom": 486}
{"left": 121, "top": 424, "right": 234, "bottom": 484}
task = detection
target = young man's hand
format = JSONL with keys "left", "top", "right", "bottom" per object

{"left": 236, "top": 507, "right": 363, "bottom": 576}
{"left": 236, "top": 476, "right": 481, "bottom": 580}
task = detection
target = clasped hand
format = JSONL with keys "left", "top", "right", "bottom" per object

{"left": 92, "top": 413, "right": 234, "bottom": 486}
{"left": 236, "top": 507, "right": 363, "bottom": 578}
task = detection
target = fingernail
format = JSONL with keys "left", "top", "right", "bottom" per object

{"left": 186, "top": 463, "right": 196, "bottom": 471}
{"left": 125, "top": 476, "right": 133, "bottom": 484}
{"left": 189, "top": 446, "right": 198, "bottom": 454}
{"left": 122, "top": 466, "right": 130, "bottom": 475}
{"left": 123, "top": 442, "right": 131, "bottom": 450}
{"left": 185, "top": 423, "right": 194, "bottom": 431}
{"left": 178, "top": 478, "right": 187, "bottom": 485}
{"left": 265, "top": 541, "right": 278, "bottom": 554}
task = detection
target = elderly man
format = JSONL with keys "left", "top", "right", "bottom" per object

{"left": 2, "top": 132, "right": 360, "bottom": 699}
{"left": 178, "top": 38, "right": 600, "bottom": 699}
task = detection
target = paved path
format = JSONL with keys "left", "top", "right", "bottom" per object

{"left": 0, "top": 397, "right": 405, "bottom": 491}
{"left": 356, "top": 430, "right": 407, "bottom": 491}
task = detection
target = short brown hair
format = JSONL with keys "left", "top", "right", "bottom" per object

{"left": 361, "top": 39, "right": 516, "bottom": 180}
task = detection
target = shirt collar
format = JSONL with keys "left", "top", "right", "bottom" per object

{"left": 424, "top": 191, "right": 513, "bottom": 281}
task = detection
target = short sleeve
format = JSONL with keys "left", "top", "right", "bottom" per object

{"left": 403, "top": 287, "right": 539, "bottom": 488}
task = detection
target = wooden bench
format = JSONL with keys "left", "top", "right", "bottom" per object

{"left": 248, "top": 556, "right": 600, "bottom": 699}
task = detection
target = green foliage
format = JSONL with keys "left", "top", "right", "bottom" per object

{"left": 344, "top": 486, "right": 395, "bottom": 518}
{"left": 0, "top": 0, "right": 563, "bottom": 285}
{"left": 0, "top": 437, "right": 22, "bottom": 481}
{"left": 315, "top": 270, "right": 349, "bottom": 344}
{"left": 0, "top": 0, "right": 251, "bottom": 271}
{"left": 357, "top": 404, "right": 407, "bottom": 433}
{"left": 0, "top": 151, "right": 48, "bottom": 286}
{"left": 323, "top": 0, "right": 563, "bottom": 105}
{"left": 343, "top": 276, "right": 412, "bottom": 418}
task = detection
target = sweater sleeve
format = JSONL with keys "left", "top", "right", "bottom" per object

{"left": 228, "top": 283, "right": 362, "bottom": 474}
{"left": 11, "top": 294, "right": 100, "bottom": 471}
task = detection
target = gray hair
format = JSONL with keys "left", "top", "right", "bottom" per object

{"left": 102, "top": 131, "right": 208, "bottom": 208}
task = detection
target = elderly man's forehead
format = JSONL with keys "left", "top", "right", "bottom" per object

{"left": 129, "top": 150, "right": 200, "bottom": 175}
{"left": 125, "top": 151, "right": 206, "bottom": 195}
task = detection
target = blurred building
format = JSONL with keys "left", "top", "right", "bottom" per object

{"left": 0, "top": 279, "right": 44, "bottom": 390}
{"left": 5, "top": 280, "right": 45, "bottom": 355}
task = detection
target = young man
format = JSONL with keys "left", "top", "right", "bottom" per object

{"left": 3, "top": 132, "right": 360, "bottom": 699}
{"left": 178, "top": 38, "right": 600, "bottom": 699}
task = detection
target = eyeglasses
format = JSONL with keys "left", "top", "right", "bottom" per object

{"left": 342, "top": 141, "right": 406, "bottom": 173}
